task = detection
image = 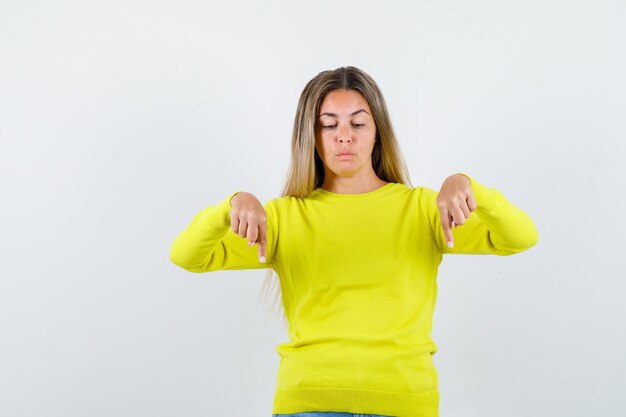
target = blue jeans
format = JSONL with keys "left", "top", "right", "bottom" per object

{"left": 273, "top": 413, "right": 394, "bottom": 417}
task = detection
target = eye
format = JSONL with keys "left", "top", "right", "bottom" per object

{"left": 322, "top": 124, "right": 337, "bottom": 129}
{"left": 352, "top": 123, "right": 365, "bottom": 128}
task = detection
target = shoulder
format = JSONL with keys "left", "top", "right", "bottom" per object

{"left": 263, "top": 195, "right": 289, "bottom": 213}
{"left": 412, "top": 185, "right": 438, "bottom": 198}
{"left": 397, "top": 183, "right": 438, "bottom": 201}
{"left": 406, "top": 185, "right": 440, "bottom": 217}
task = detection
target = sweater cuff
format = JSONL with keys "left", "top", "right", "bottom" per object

{"left": 210, "top": 191, "right": 241, "bottom": 229}
{"left": 457, "top": 172, "right": 497, "bottom": 215}
{"left": 227, "top": 191, "right": 242, "bottom": 208}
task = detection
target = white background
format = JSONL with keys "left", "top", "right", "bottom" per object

{"left": 1, "top": 1, "right": 624, "bottom": 416}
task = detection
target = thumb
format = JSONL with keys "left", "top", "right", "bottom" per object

{"left": 467, "top": 190, "right": 477, "bottom": 212}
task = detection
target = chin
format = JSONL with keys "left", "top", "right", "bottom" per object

{"left": 330, "top": 168, "right": 358, "bottom": 177}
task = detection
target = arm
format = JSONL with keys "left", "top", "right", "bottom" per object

{"left": 418, "top": 173, "right": 538, "bottom": 256}
{"left": 169, "top": 192, "right": 281, "bottom": 272}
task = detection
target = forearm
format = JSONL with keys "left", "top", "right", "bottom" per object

{"left": 170, "top": 191, "right": 239, "bottom": 271}
{"left": 461, "top": 173, "right": 538, "bottom": 253}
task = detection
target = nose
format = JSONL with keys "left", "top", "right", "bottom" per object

{"left": 338, "top": 125, "right": 351, "bottom": 143}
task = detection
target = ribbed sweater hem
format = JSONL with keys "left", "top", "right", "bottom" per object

{"left": 272, "top": 387, "right": 439, "bottom": 417}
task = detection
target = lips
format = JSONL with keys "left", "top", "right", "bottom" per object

{"left": 336, "top": 152, "right": 355, "bottom": 156}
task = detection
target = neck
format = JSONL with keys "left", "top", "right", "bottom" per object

{"left": 321, "top": 172, "right": 388, "bottom": 194}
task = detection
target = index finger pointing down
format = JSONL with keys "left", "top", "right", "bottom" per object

{"left": 258, "top": 222, "right": 267, "bottom": 263}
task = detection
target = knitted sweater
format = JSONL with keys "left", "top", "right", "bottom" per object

{"left": 169, "top": 174, "right": 538, "bottom": 417}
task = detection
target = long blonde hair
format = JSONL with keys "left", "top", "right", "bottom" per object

{"left": 259, "top": 66, "right": 413, "bottom": 330}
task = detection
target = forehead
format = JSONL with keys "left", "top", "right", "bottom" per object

{"left": 319, "top": 89, "right": 371, "bottom": 114}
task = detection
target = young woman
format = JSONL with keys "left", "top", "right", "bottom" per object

{"left": 170, "top": 66, "right": 538, "bottom": 417}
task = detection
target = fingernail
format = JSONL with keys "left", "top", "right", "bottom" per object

{"left": 248, "top": 241, "right": 254, "bottom": 246}
{"left": 259, "top": 256, "right": 266, "bottom": 263}
{"left": 448, "top": 241, "right": 454, "bottom": 248}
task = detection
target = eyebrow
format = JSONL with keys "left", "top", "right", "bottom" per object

{"left": 318, "top": 109, "right": 370, "bottom": 118}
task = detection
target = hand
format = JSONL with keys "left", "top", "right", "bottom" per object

{"left": 436, "top": 174, "right": 477, "bottom": 249}
{"left": 229, "top": 192, "right": 267, "bottom": 263}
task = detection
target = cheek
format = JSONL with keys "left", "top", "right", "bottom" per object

{"left": 361, "top": 130, "right": 377, "bottom": 147}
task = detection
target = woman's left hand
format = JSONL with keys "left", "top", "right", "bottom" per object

{"left": 436, "top": 173, "right": 477, "bottom": 248}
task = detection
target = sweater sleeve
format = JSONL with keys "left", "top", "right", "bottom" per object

{"left": 418, "top": 173, "right": 538, "bottom": 256}
{"left": 169, "top": 192, "right": 281, "bottom": 272}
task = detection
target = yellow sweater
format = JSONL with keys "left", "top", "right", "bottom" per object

{"left": 170, "top": 174, "right": 538, "bottom": 417}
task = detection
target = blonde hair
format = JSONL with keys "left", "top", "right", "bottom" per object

{"left": 259, "top": 66, "right": 413, "bottom": 330}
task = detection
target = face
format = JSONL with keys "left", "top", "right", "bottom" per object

{"left": 315, "top": 89, "right": 377, "bottom": 181}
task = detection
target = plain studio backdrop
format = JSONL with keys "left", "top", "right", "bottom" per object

{"left": 1, "top": 1, "right": 624, "bottom": 416}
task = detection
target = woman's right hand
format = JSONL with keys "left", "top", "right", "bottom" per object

{"left": 229, "top": 192, "right": 267, "bottom": 263}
